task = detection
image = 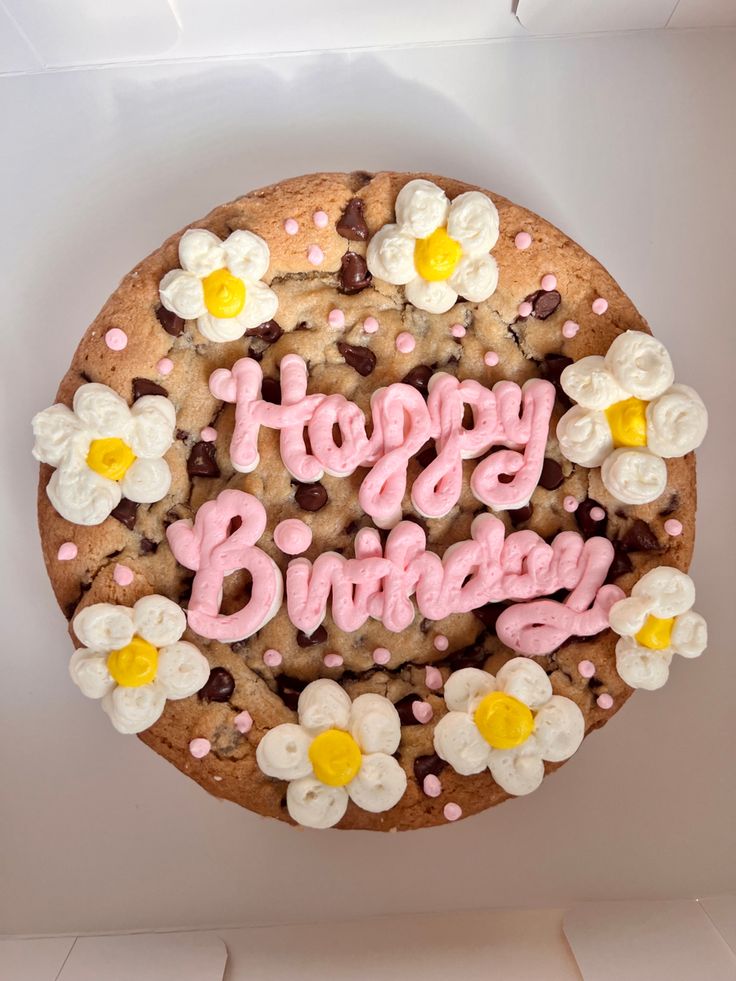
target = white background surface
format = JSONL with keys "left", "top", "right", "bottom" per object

{"left": 1, "top": 26, "right": 735, "bottom": 938}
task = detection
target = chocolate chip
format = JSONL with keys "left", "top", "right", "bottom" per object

{"left": 413, "top": 754, "right": 446, "bottom": 786}
{"left": 448, "top": 644, "right": 488, "bottom": 671}
{"left": 619, "top": 519, "right": 661, "bottom": 553}
{"left": 276, "top": 675, "right": 307, "bottom": 712}
{"left": 575, "top": 499, "right": 607, "bottom": 539}
{"left": 110, "top": 498, "right": 138, "bottom": 529}
{"left": 394, "top": 694, "right": 423, "bottom": 726}
{"left": 338, "top": 251, "right": 372, "bottom": 294}
{"left": 350, "top": 170, "right": 373, "bottom": 188}
{"left": 539, "top": 458, "right": 564, "bottom": 490}
{"left": 402, "top": 365, "right": 433, "bottom": 397}
{"left": 198, "top": 667, "right": 235, "bottom": 703}
{"left": 509, "top": 504, "right": 534, "bottom": 526}
{"left": 525, "top": 289, "right": 561, "bottom": 320}
{"left": 415, "top": 443, "right": 437, "bottom": 469}
{"left": 296, "top": 625, "right": 328, "bottom": 647}
{"left": 337, "top": 341, "right": 376, "bottom": 377}
{"left": 606, "top": 544, "right": 633, "bottom": 582}
{"left": 261, "top": 377, "right": 282, "bottom": 404}
{"left": 176, "top": 428, "right": 189, "bottom": 441}
{"left": 473, "top": 602, "right": 508, "bottom": 631}
{"left": 659, "top": 494, "right": 680, "bottom": 517}
{"left": 139, "top": 538, "right": 158, "bottom": 555}
{"left": 132, "top": 378, "right": 168, "bottom": 401}
{"left": 187, "top": 441, "right": 220, "bottom": 478}
{"left": 541, "top": 353, "right": 573, "bottom": 407}
{"left": 498, "top": 473, "right": 514, "bottom": 484}
{"left": 156, "top": 306, "right": 185, "bottom": 337}
{"left": 228, "top": 515, "right": 242, "bottom": 535}
{"left": 230, "top": 640, "right": 248, "bottom": 653}
{"left": 336, "top": 198, "right": 369, "bottom": 241}
{"left": 245, "top": 320, "right": 283, "bottom": 344}
{"left": 248, "top": 346, "right": 263, "bottom": 363}
{"left": 295, "top": 482, "right": 328, "bottom": 512}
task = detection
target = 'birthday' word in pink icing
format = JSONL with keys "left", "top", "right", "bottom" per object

{"left": 166, "top": 489, "right": 623, "bottom": 656}
{"left": 208, "top": 355, "right": 555, "bottom": 528}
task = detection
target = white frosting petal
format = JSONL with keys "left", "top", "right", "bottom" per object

{"left": 347, "top": 753, "right": 407, "bottom": 813}
{"left": 646, "top": 384, "right": 708, "bottom": 457}
{"left": 178, "top": 229, "right": 226, "bottom": 276}
{"left": 395, "top": 179, "right": 449, "bottom": 238}
{"left": 605, "top": 331, "right": 674, "bottom": 400}
{"left": 601, "top": 448, "right": 667, "bottom": 504}
{"left": 556, "top": 406, "right": 614, "bottom": 467}
{"left": 297, "top": 679, "right": 352, "bottom": 734}
{"left": 560, "top": 356, "right": 628, "bottom": 410}
{"left": 197, "top": 313, "right": 246, "bottom": 343}
{"left": 286, "top": 776, "right": 348, "bottom": 829}
{"left": 237, "top": 280, "right": 279, "bottom": 330}
{"left": 47, "top": 458, "right": 122, "bottom": 525}
{"left": 102, "top": 684, "right": 167, "bottom": 734}
{"left": 223, "top": 229, "right": 270, "bottom": 282}
{"left": 404, "top": 276, "right": 457, "bottom": 315}
{"left": 133, "top": 594, "right": 186, "bottom": 647}
{"left": 366, "top": 226, "right": 416, "bottom": 285}
{"left": 608, "top": 595, "right": 653, "bottom": 637}
{"left": 443, "top": 667, "right": 496, "bottom": 713}
{"left": 615, "top": 636, "right": 673, "bottom": 690}
{"left": 121, "top": 456, "right": 171, "bottom": 504}
{"left": 488, "top": 742, "right": 545, "bottom": 796}
{"left": 129, "top": 396, "right": 176, "bottom": 458}
{"left": 72, "top": 384, "right": 132, "bottom": 437}
{"left": 433, "top": 711, "right": 491, "bottom": 775}
{"left": 449, "top": 253, "right": 499, "bottom": 303}
{"left": 156, "top": 642, "right": 210, "bottom": 699}
{"left": 672, "top": 610, "right": 708, "bottom": 658}
{"left": 533, "top": 696, "right": 585, "bottom": 762}
{"left": 256, "top": 724, "right": 312, "bottom": 781}
{"left": 349, "top": 693, "right": 401, "bottom": 755}
{"left": 446, "top": 191, "right": 499, "bottom": 254}
{"left": 159, "top": 269, "right": 206, "bottom": 320}
{"left": 73, "top": 603, "right": 134, "bottom": 652}
{"left": 495, "top": 657, "right": 553, "bottom": 710}
{"left": 632, "top": 567, "right": 696, "bottom": 618}
{"left": 69, "top": 649, "right": 115, "bottom": 699}
{"left": 32, "top": 404, "right": 83, "bottom": 466}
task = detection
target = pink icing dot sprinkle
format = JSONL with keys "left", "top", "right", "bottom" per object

{"left": 423, "top": 774, "right": 442, "bottom": 797}
{"left": 57, "top": 542, "right": 78, "bottom": 561}
{"left": 313, "top": 210, "right": 329, "bottom": 228}
{"left": 664, "top": 519, "right": 683, "bottom": 537}
{"left": 105, "top": 328, "right": 127, "bottom": 351}
{"left": 284, "top": 218, "right": 299, "bottom": 235}
{"left": 200, "top": 427, "right": 217, "bottom": 442}
{"left": 592, "top": 297, "right": 609, "bottom": 315}
{"left": 518, "top": 301, "right": 533, "bottom": 318}
{"left": 363, "top": 316, "right": 379, "bottom": 334}
{"left": 324, "top": 653, "right": 344, "bottom": 668}
{"left": 433, "top": 635, "right": 449, "bottom": 652}
{"left": 562, "top": 320, "right": 579, "bottom": 339}
{"left": 307, "top": 244, "right": 324, "bottom": 265}
{"left": 273, "top": 518, "right": 312, "bottom": 555}
{"left": 484, "top": 351, "right": 500, "bottom": 367}
{"left": 451, "top": 323, "right": 466, "bottom": 338}
{"left": 541, "top": 274, "right": 557, "bottom": 291}
{"left": 373, "top": 647, "right": 391, "bottom": 665}
{"left": 563, "top": 495, "right": 579, "bottom": 513}
{"left": 578, "top": 659, "right": 596, "bottom": 679}
{"left": 328, "top": 308, "right": 345, "bottom": 329}
{"left": 234, "top": 711, "right": 253, "bottom": 734}
{"left": 425, "top": 666, "right": 443, "bottom": 690}
{"left": 597, "top": 693, "right": 614, "bottom": 710}
{"left": 157, "top": 357, "right": 174, "bottom": 376}
{"left": 113, "top": 564, "right": 134, "bottom": 586}
{"left": 189, "top": 738, "right": 211, "bottom": 759}
{"left": 590, "top": 506, "right": 606, "bottom": 522}
{"left": 263, "top": 649, "right": 283, "bottom": 668}
{"left": 396, "top": 332, "right": 416, "bottom": 353}
{"left": 412, "top": 701, "right": 434, "bottom": 724}
{"left": 515, "top": 231, "right": 532, "bottom": 250}
{"left": 444, "top": 802, "right": 463, "bottom": 822}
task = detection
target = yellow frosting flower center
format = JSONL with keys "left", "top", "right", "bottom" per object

{"left": 605, "top": 396, "right": 649, "bottom": 448}
{"left": 635, "top": 615, "right": 675, "bottom": 650}
{"left": 308, "top": 728, "right": 362, "bottom": 787}
{"left": 86, "top": 437, "right": 136, "bottom": 481}
{"left": 474, "top": 691, "right": 534, "bottom": 750}
{"left": 107, "top": 636, "right": 158, "bottom": 687}
{"left": 202, "top": 268, "right": 246, "bottom": 318}
{"left": 414, "top": 227, "right": 463, "bottom": 282}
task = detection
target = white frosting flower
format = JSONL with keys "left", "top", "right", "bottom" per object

{"left": 556, "top": 332, "right": 707, "bottom": 504}
{"left": 366, "top": 179, "right": 499, "bottom": 314}
{"left": 69, "top": 595, "right": 210, "bottom": 733}
{"left": 32, "top": 384, "right": 176, "bottom": 525}
{"left": 433, "top": 660, "right": 584, "bottom": 796}
{"left": 159, "top": 228, "right": 278, "bottom": 342}
{"left": 609, "top": 567, "right": 707, "bottom": 690}
{"left": 256, "top": 679, "right": 407, "bottom": 828}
